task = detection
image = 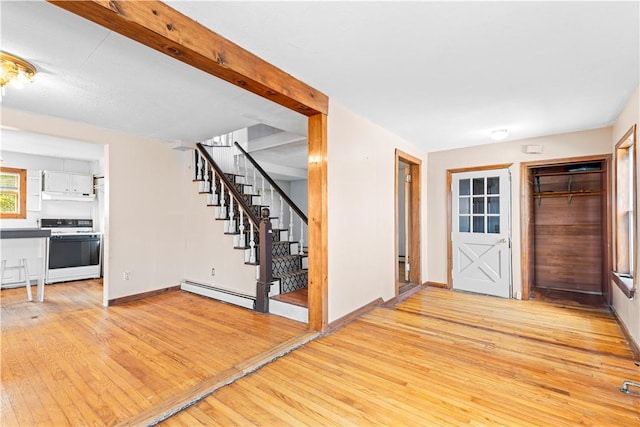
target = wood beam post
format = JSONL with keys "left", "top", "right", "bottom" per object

{"left": 48, "top": 0, "right": 328, "bottom": 116}
{"left": 307, "top": 113, "right": 328, "bottom": 332}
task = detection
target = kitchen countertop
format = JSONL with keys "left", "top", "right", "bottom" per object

{"left": 0, "top": 228, "right": 52, "bottom": 239}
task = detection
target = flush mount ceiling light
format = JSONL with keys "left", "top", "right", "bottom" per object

{"left": 1, "top": 51, "right": 37, "bottom": 95}
{"left": 491, "top": 129, "right": 509, "bottom": 141}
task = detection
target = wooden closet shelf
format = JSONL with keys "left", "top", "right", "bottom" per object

{"left": 534, "top": 190, "right": 601, "bottom": 199}
{"left": 534, "top": 169, "right": 603, "bottom": 177}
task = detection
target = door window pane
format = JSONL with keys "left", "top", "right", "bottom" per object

{"left": 459, "top": 179, "right": 470, "bottom": 196}
{"left": 473, "top": 178, "right": 484, "bottom": 195}
{"left": 487, "top": 177, "right": 499, "bottom": 194}
{"left": 473, "top": 216, "right": 485, "bottom": 233}
{"left": 488, "top": 216, "right": 500, "bottom": 234}
{"left": 459, "top": 197, "right": 470, "bottom": 214}
{"left": 473, "top": 197, "right": 485, "bottom": 214}
{"left": 487, "top": 196, "right": 500, "bottom": 214}
{"left": 459, "top": 216, "right": 470, "bottom": 233}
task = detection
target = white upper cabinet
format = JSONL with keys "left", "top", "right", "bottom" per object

{"left": 43, "top": 170, "right": 70, "bottom": 193}
{"left": 71, "top": 173, "right": 93, "bottom": 195}
{"left": 42, "top": 170, "right": 94, "bottom": 200}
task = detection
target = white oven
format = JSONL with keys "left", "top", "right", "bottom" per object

{"left": 41, "top": 219, "right": 102, "bottom": 284}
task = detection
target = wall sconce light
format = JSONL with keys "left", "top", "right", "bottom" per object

{"left": 491, "top": 129, "right": 509, "bottom": 141}
{"left": 1, "top": 51, "right": 37, "bottom": 96}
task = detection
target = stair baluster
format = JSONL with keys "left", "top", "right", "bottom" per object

{"left": 219, "top": 177, "right": 227, "bottom": 220}
{"left": 196, "top": 150, "right": 203, "bottom": 181}
{"left": 203, "top": 163, "right": 210, "bottom": 193}
{"left": 289, "top": 206, "right": 294, "bottom": 242}
{"left": 228, "top": 188, "right": 235, "bottom": 233}
{"left": 239, "top": 209, "right": 245, "bottom": 249}
{"left": 270, "top": 185, "right": 275, "bottom": 214}
{"left": 249, "top": 225, "right": 256, "bottom": 263}
{"left": 279, "top": 196, "right": 284, "bottom": 230}
{"left": 252, "top": 165, "right": 257, "bottom": 190}
{"left": 299, "top": 218, "right": 304, "bottom": 255}
{"left": 242, "top": 156, "right": 249, "bottom": 184}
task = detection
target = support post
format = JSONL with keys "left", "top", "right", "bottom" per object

{"left": 255, "top": 208, "right": 273, "bottom": 313}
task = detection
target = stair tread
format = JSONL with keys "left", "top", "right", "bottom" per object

{"left": 272, "top": 254, "right": 301, "bottom": 260}
{"left": 274, "top": 269, "right": 308, "bottom": 279}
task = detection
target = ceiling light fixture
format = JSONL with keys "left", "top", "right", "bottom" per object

{"left": 1, "top": 51, "right": 37, "bottom": 96}
{"left": 491, "top": 129, "right": 509, "bottom": 141}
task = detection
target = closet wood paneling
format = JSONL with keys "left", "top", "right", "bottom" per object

{"left": 534, "top": 168, "right": 603, "bottom": 294}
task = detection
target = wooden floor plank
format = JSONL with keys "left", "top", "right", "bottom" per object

{"left": 4, "top": 282, "right": 638, "bottom": 426}
{"left": 1, "top": 279, "right": 308, "bottom": 426}
{"left": 164, "top": 287, "right": 640, "bottom": 426}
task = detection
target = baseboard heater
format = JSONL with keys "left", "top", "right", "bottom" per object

{"left": 181, "top": 281, "right": 255, "bottom": 310}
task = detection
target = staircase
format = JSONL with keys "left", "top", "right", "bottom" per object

{"left": 185, "top": 136, "right": 308, "bottom": 322}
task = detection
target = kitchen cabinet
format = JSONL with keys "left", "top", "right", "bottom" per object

{"left": 42, "top": 170, "right": 94, "bottom": 199}
{"left": 43, "top": 170, "right": 70, "bottom": 193}
{"left": 71, "top": 173, "right": 93, "bottom": 195}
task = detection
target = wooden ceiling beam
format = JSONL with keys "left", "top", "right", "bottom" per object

{"left": 47, "top": 0, "right": 328, "bottom": 117}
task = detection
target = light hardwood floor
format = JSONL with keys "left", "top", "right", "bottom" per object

{"left": 0, "top": 279, "right": 309, "bottom": 426}
{"left": 163, "top": 287, "right": 640, "bottom": 426}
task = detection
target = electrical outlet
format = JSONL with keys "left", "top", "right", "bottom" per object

{"left": 516, "top": 291, "right": 522, "bottom": 300}
{"left": 123, "top": 271, "right": 131, "bottom": 280}
{"left": 211, "top": 268, "right": 216, "bottom": 277}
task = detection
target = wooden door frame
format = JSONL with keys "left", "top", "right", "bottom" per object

{"left": 395, "top": 150, "right": 422, "bottom": 294}
{"left": 48, "top": 1, "right": 330, "bottom": 331}
{"left": 520, "top": 154, "right": 612, "bottom": 302}
{"left": 446, "top": 164, "right": 513, "bottom": 289}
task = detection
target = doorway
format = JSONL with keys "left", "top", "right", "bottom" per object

{"left": 449, "top": 166, "right": 512, "bottom": 298}
{"left": 521, "top": 155, "right": 611, "bottom": 305}
{"left": 395, "top": 150, "right": 421, "bottom": 296}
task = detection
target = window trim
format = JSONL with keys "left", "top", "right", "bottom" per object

{"left": 613, "top": 124, "right": 637, "bottom": 298}
{"left": 0, "top": 167, "right": 27, "bottom": 219}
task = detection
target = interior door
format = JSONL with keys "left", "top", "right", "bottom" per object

{"left": 402, "top": 163, "right": 411, "bottom": 282}
{"left": 452, "top": 168, "right": 511, "bottom": 298}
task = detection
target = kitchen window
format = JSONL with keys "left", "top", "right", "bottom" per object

{"left": 0, "top": 167, "right": 27, "bottom": 219}
{"left": 613, "top": 124, "right": 637, "bottom": 298}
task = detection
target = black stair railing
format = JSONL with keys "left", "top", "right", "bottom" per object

{"left": 195, "top": 143, "right": 272, "bottom": 313}
{"left": 234, "top": 141, "right": 308, "bottom": 225}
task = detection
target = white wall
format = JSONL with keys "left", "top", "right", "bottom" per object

{"left": 327, "top": 101, "right": 428, "bottom": 322}
{"left": 290, "top": 180, "right": 308, "bottom": 216}
{"left": 182, "top": 156, "right": 258, "bottom": 296}
{"left": 1, "top": 108, "right": 186, "bottom": 305}
{"left": 427, "top": 127, "right": 612, "bottom": 296}
{"left": 289, "top": 179, "right": 308, "bottom": 245}
{"left": 611, "top": 85, "right": 640, "bottom": 349}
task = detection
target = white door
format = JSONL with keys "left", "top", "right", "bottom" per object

{"left": 452, "top": 168, "right": 511, "bottom": 298}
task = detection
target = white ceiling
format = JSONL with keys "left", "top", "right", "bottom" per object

{"left": 0, "top": 1, "right": 638, "bottom": 164}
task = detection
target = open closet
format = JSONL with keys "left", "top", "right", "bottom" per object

{"left": 524, "top": 156, "right": 610, "bottom": 305}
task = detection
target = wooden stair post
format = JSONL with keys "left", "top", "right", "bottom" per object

{"left": 255, "top": 208, "right": 273, "bottom": 313}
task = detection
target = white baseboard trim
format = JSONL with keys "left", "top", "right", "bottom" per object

{"left": 181, "top": 281, "right": 255, "bottom": 310}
